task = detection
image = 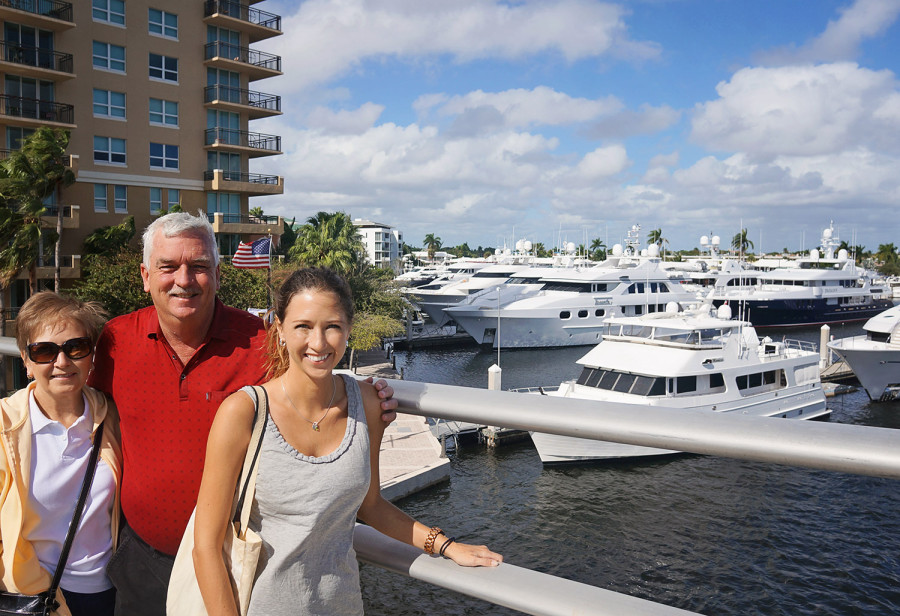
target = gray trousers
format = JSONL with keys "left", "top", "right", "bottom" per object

{"left": 107, "top": 523, "right": 175, "bottom": 616}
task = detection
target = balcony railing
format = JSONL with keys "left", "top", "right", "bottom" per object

{"left": 206, "top": 212, "right": 281, "bottom": 225}
{"left": 42, "top": 204, "right": 72, "bottom": 217}
{"left": 0, "top": 94, "right": 73, "bottom": 124}
{"left": 0, "top": 0, "right": 73, "bottom": 22}
{"left": 202, "top": 170, "right": 280, "bottom": 185}
{"left": 204, "top": 85, "right": 280, "bottom": 113}
{"left": 204, "top": 41, "right": 281, "bottom": 73}
{"left": 205, "top": 127, "right": 280, "bottom": 153}
{"left": 0, "top": 41, "right": 73, "bottom": 73}
{"left": 204, "top": 0, "right": 281, "bottom": 32}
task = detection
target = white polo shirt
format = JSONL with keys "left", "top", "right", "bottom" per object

{"left": 25, "top": 393, "right": 115, "bottom": 593}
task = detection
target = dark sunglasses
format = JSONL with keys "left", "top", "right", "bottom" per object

{"left": 26, "top": 337, "right": 93, "bottom": 364}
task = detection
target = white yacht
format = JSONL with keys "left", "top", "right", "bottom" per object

{"left": 708, "top": 224, "right": 892, "bottom": 327}
{"left": 524, "top": 303, "right": 831, "bottom": 464}
{"left": 446, "top": 242, "right": 697, "bottom": 349}
{"left": 827, "top": 304, "right": 900, "bottom": 401}
{"left": 400, "top": 259, "right": 495, "bottom": 310}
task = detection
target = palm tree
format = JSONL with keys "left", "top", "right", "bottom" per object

{"left": 589, "top": 238, "right": 606, "bottom": 261}
{"left": 423, "top": 233, "right": 442, "bottom": 261}
{"left": 532, "top": 242, "right": 548, "bottom": 258}
{"left": 731, "top": 229, "right": 754, "bottom": 255}
{"left": 288, "top": 211, "right": 363, "bottom": 274}
{"left": 876, "top": 243, "right": 897, "bottom": 264}
{"left": 647, "top": 228, "right": 669, "bottom": 259}
{"left": 82, "top": 215, "right": 136, "bottom": 267}
{"left": 249, "top": 206, "right": 265, "bottom": 222}
{"left": 0, "top": 127, "right": 75, "bottom": 293}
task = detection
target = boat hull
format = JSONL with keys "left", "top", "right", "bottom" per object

{"left": 828, "top": 337, "right": 900, "bottom": 400}
{"left": 713, "top": 298, "right": 893, "bottom": 328}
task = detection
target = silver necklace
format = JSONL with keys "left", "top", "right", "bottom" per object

{"left": 281, "top": 375, "right": 337, "bottom": 432}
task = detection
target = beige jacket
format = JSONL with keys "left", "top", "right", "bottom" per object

{"left": 0, "top": 382, "right": 122, "bottom": 615}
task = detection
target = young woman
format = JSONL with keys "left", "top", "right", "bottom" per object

{"left": 193, "top": 267, "right": 501, "bottom": 615}
{"left": 0, "top": 292, "right": 121, "bottom": 616}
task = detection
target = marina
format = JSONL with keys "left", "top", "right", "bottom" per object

{"left": 360, "top": 325, "right": 900, "bottom": 615}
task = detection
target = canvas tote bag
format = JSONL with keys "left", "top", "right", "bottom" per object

{"left": 166, "top": 386, "right": 269, "bottom": 616}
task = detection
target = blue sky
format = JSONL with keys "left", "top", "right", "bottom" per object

{"left": 252, "top": 0, "right": 900, "bottom": 254}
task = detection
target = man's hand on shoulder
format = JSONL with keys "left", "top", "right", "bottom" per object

{"left": 364, "top": 377, "right": 398, "bottom": 424}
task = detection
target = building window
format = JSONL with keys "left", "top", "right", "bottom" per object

{"left": 93, "top": 0, "right": 125, "bottom": 25}
{"left": 149, "top": 53, "right": 178, "bottom": 82}
{"left": 149, "top": 98, "right": 178, "bottom": 126}
{"left": 149, "top": 8, "right": 178, "bottom": 38}
{"left": 6, "top": 127, "right": 35, "bottom": 150}
{"left": 94, "top": 136, "right": 126, "bottom": 165}
{"left": 150, "top": 187, "right": 162, "bottom": 214}
{"left": 150, "top": 143, "right": 179, "bottom": 170}
{"left": 114, "top": 185, "right": 127, "bottom": 213}
{"left": 93, "top": 41, "right": 125, "bottom": 72}
{"left": 93, "top": 89, "right": 126, "bottom": 119}
{"left": 167, "top": 189, "right": 180, "bottom": 210}
{"left": 94, "top": 184, "right": 108, "bottom": 212}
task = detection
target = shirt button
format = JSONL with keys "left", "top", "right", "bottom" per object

{"left": 180, "top": 374, "right": 186, "bottom": 381}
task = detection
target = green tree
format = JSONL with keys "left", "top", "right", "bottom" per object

{"left": 647, "top": 228, "right": 669, "bottom": 259}
{"left": 731, "top": 228, "right": 754, "bottom": 254}
{"left": 274, "top": 217, "right": 297, "bottom": 257}
{"left": 589, "top": 238, "right": 606, "bottom": 261}
{"left": 72, "top": 249, "right": 151, "bottom": 317}
{"left": 423, "top": 233, "right": 442, "bottom": 261}
{"left": 82, "top": 215, "right": 136, "bottom": 266}
{"left": 876, "top": 243, "right": 897, "bottom": 264}
{"left": 288, "top": 211, "right": 364, "bottom": 274}
{"left": 249, "top": 206, "right": 265, "bottom": 221}
{"left": 0, "top": 127, "right": 75, "bottom": 294}
{"left": 217, "top": 261, "right": 271, "bottom": 310}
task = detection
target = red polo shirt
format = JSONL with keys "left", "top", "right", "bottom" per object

{"left": 89, "top": 299, "right": 268, "bottom": 555}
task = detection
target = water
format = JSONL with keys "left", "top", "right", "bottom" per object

{"left": 360, "top": 324, "right": 900, "bottom": 615}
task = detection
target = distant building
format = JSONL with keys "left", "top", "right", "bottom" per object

{"left": 353, "top": 219, "right": 403, "bottom": 273}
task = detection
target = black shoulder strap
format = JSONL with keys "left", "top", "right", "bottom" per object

{"left": 47, "top": 421, "right": 105, "bottom": 601}
{"left": 233, "top": 386, "right": 269, "bottom": 525}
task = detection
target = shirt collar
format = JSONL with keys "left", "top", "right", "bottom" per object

{"left": 28, "top": 390, "right": 90, "bottom": 436}
{"left": 145, "top": 297, "right": 228, "bottom": 342}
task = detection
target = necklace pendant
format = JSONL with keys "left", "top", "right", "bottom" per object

{"left": 312, "top": 422, "right": 320, "bottom": 432}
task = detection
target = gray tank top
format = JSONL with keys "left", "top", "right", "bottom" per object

{"left": 247, "top": 374, "right": 370, "bottom": 616}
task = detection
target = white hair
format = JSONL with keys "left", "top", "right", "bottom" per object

{"left": 142, "top": 212, "right": 220, "bottom": 267}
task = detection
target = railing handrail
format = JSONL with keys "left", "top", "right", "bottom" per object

{"left": 0, "top": 94, "right": 74, "bottom": 123}
{"left": 202, "top": 169, "right": 280, "bottom": 184}
{"left": 204, "top": 0, "right": 281, "bottom": 31}
{"left": 203, "top": 84, "right": 280, "bottom": 111}
{"left": 206, "top": 212, "right": 281, "bottom": 225}
{"left": 0, "top": 40, "right": 73, "bottom": 73}
{"left": 203, "top": 41, "right": 281, "bottom": 72}
{"left": 0, "top": 0, "right": 73, "bottom": 22}
{"left": 204, "top": 127, "right": 281, "bottom": 152}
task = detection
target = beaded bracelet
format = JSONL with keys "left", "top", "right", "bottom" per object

{"left": 438, "top": 536, "right": 456, "bottom": 557}
{"left": 424, "top": 526, "right": 443, "bottom": 554}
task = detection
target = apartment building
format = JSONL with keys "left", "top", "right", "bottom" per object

{"left": 353, "top": 218, "right": 403, "bottom": 273}
{"left": 0, "top": 0, "right": 285, "bottom": 301}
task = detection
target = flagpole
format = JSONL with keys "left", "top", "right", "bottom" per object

{"left": 267, "top": 232, "right": 273, "bottom": 309}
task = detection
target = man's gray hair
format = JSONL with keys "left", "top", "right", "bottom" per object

{"left": 142, "top": 212, "right": 220, "bottom": 267}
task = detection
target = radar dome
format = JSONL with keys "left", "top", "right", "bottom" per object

{"left": 566, "top": 242, "right": 576, "bottom": 254}
{"left": 524, "top": 240, "right": 532, "bottom": 251}
{"left": 717, "top": 304, "right": 732, "bottom": 320}
{"left": 612, "top": 243, "right": 623, "bottom": 256}
{"left": 711, "top": 236, "right": 721, "bottom": 246}
{"left": 700, "top": 235, "right": 709, "bottom": 246}
{"left": 809, "top": 248, "right": 820, "bottom": 260}
{"left": 647, "top": 244, "right": 660, "bottom": 257}
{"left": 515, "top": 239, "right": 525, "bottom": 251}
{"left": 838, "top": 248, "right": 848, "bottom": 260}
{"left": 823, "top": 228, "right": 832, "bottom": 239}
{"left": 640, "top": 249, "right": 649, "bottom": 257}
{"left": 665, "top": 302, "right": 680, "bottom": 314}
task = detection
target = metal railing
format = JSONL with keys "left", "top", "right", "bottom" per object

{"left": 205, "top": 128, "right": 280, "bottom": 153}
{"left": 0, "top": 41, "right": 73, "bottom": 73}
{"left": 204, "top": 41, "right": 281, "bottom": 73}
{"left": 202, "top": 170, "right": 280, "bottom": 184}
{"left": 204, "top": 0, "right": 281, "bottom": 31}
{"left": 203, "top": 85, "right": 280, "bottom": 113}
{"left": 42, "top": 204, "right": 72, "bottom": 217}
{"left": 0, "top": 94, "right": 73, "bottom": 124}
{"left": 206, "top": 212, "right": 280, "bottom": 225}
{"left": 0, "top": 0, "right": 73, "bottom": 22}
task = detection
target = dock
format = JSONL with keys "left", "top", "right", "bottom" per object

{"left": 349, "top": 348, "right": 451, "bottom": 502}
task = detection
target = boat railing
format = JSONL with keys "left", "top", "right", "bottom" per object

{"left": 507, "top": 385, "right": 561, "bottom": 394}
{"left": 782, "top": 338, "right": 817, "bottom": 354}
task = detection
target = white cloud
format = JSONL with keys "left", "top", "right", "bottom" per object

{"left": 584, "top": 104, "right": 682, "bottom": 139}
{"left": 259, "top": 0, "right": 660, "bottom": 94}
{"left": 304, "top": 103, "right": 385, "bottom": 134}
{"left": 691, "top": 63, "right": 900, "bottom": 159}
{"left": 759, "top": 0, "right": 900, "bottom": 65}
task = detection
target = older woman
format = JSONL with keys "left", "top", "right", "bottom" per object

{"left": 194, "top": 268, "right": 501, "bottom": 615}
{"left": 0, "top": 292, "right": 121, "bottom": 616}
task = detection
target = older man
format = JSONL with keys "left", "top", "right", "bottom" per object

{"left": 89, "top": 212, "right": 397, "bottom": 615}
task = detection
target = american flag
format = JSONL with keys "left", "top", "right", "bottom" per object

{"left": 232, "top": 237, "right": 271, "bottom": 269}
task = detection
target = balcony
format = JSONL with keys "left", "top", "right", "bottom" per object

{"left": 205, "top": 127, "right": 281, "bottom": 158}
{"left": 0, "top": 41, "right": 74, "bottom": 80}
{"left": 41, "top": 204, "right": 79, "bottom": 229}
{"left": 19, "top": 254, "right": 81, "bottom": 280}
{"left": 207, "top": 211, "right": 283, "bottom": 236}
{"left": 204, "top": 41, "right": 281, "bottom": 81}
{"left": 204, "top": 85, "right": 281, "bottom": 119}
{"left": 0, "top": 94, "right": 74, "bottom": 127}
{"left": 203, "top": 169, "right": 284, "bottom": 196}
{"left": 203, "top": 0, "right": 281, "bottom": 42}
{"left": 0, "top": 0, "right": 74, "bottom": 30}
